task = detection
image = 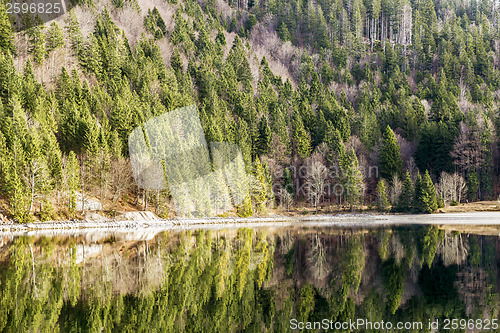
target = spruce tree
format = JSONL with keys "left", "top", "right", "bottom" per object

{"left": 413, "top": 170, "right": 438, "bottom": 213}
{"left": 379, "top": 125, "right": 403, "bottom": 181}
{"left": 46, "top": 22, "right": 65, "bottom": 53}
{"left": 170, "top": 48, "right": 183, "bottom": 74}
{"left": 292, "top": 112, "right": 312, "bottom": 159}
{"left": 65, "top": 10, "right": 84, "bottom": 57}
{"left": 257, "top": 116, "right": 272, "bottom": 156}
{"left": 375, "top": 180, "right": 389, "bottom": 211}
{"left": 422, "top": 170, "right": 438, "bottom": 212}
{"left": 395, "top": 172, "right": 413, "bottom": 212}
{"left": 27, "top": 25, "right": 47, "bottom": 65}
{"left": 413, "top": 172, "right": 423, "bottom": 213}
{"left": 344, "top": 149, "right": 364, "bottom": 208}
{"left": 0, "top": 2, "right": 15, "bottom": 54}
{"left": 237, "top": 195, "right": 253, "bottom": 217}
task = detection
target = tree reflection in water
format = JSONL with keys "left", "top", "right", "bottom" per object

{"left": 0, "top": 226, "right": 498, "bottom": 332}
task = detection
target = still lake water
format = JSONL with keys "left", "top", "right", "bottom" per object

{"left": 0, "top": 221, "right": 499, "bottom": 332}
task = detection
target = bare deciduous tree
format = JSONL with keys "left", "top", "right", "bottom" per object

{"left": 305, "top": 157, "right": 328, "bottom": 211}
{"left": 436, "top": 172, "right": 467, "bottom": 204}
{"left": 451, "top": 122, "right": 483, "bottom": 173}
{"left": 109, "top": 158, "right": 134, "bottom": 209}
{"left": 389, "top": 174, "right": 402, "bottom": 204}
{"left": 306, "top": 234, "right": 328, "bottom": 280}
{"left": 277, "top": 188, "right": 294, "bottom": 211}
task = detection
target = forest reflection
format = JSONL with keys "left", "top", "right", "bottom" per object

{"left": 0, "top": 226, "right": 498, "bottom": 332}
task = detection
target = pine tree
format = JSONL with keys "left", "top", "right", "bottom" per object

{"left": 413, "top": 170, "right": 438, "bottom": 213}
{"left": 170, "top": 48, "right": 183, "bottom": 74}
{"left": 375, "top": 180, "right": 389, "bottom": 211}
{"left": 65, "top": 10, "right": 84, "bottom": 57}
{"left": 395, "top": 172, "right": 413, "bottom": 212}
{"left": 277, "top": 21, "right": 291, "bottom": 41}
{"left": 226, "top": 36, "right": 252, "bottom": 89}
{"left": 379, "top": 125, "right": 403, "bottom": 181}
{"left": 292, "top": 112, "right": 312, "bottom": 159}
{"left": 413, "top": 172, "right": 423, "bottom": 212}
{"left": 27, "top": 25, "right": 47, "bottom": 65}
{"left": 344, "top": 149, "right": 364, "bottom": 208}
{"left": 237, "top": 195, "right": 253, "bottom": 217}
{"left": 257, "top": 116, "right": 272, "bottom": 156}
{"left": 7, "top": 136, "right": 31, "bottom": 222}
{"left": 45, "top": 22, "right": 65, "bottom": 53}
{"left": 0, "top": 2, "right": 15, "bottom": 54}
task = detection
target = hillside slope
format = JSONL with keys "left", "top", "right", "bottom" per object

{"left": 0, "top": 0, "right": 499, "bottom": 221}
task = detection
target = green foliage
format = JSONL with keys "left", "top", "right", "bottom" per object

{"left": 0, "top": 229, "right": 497, "bottom": 331}
{"left": 468, "top": 236, "right": 481, "bottom": 268}
{"left": 0, "top": 1, "right": 15, "bottom": 54}
{"left": 377, "top": 230, "right": 391, "bottom": 260}
{"left": 413, "top": 171, "right": 438, "bottom": 214}
{"left": 297, "top": 284, "right": 315, "bottom": 322}
{"left": 256, "top": 116, "right": 271, "bottom": 156}
{"left": 395, "top": 172, "right": 413, "bottom": 212}
{"left": 291, "top": 111, "right": 312, "bottom": 159}
{"left": 466, "top": 168, "right": 479, "bottom": 201}
{"left": 0, "top": 0, "right": 497, "bottom": 220}
{"left": 45, "top": 22, "right": 65, "bottom": 52}
{"left": 382, "top": 257, "right": 406, "bottom": 314}
{"left": 375, "top": 179, "right": 389, "bottom": 211}
{"left": 379, "top": 125, "right": 402, "bottom": 181}
{"left": 27, "top": 26, "right": 46, "bottom": 65}
{"left": 236, "top": 195, "right": 253, "bottom": 217}
{"left": 418, "top": 226, "right": 440, "bottom": 268}
{"left": 284, "top": 244, "right": 295, "bottom": 276}
{"left": 145, "top": 8, "right": 167, "bottom": 39}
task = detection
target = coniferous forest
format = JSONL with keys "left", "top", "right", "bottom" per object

{"left": 0, "top": 0, "right": 499, "bottom": 220}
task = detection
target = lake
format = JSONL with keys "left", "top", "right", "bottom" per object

{"left": 0, "top": 220, "right": 499, "bottom": 332}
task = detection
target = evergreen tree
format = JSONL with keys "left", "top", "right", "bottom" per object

{"left": 226, "top": 36, "right": 252, "bottom": 89}
{"left": 292, "top": 112, "right": 312, "bottom": 159}
{"left": 283, "top": 167, "right": 294, "bottom": 195}
{"left": 379, "top": 125, "right": 402, "bottom": 181}
{"left": 170, "top": 48, "right": 183, "bottom": 74}
{"left": 413, "top": 171, "right": 438, "bottom": 213}
{"left": 45, "top": 22, "right": 65, "bottom": 53}
{"left": 395, "top": 172, "right": 413, "bottom": 212}
{"left": 27, "top": 26, "right": 47, "bottom": 65}
{"left": 344, "top": 149, "right": 364, "bottom": 208}
{"left": 0, "top": 131, "right": 10, "bottom": 194}
{"left": 65, "top": 10, "right": 84, "bottom": 57}
{"left": 375, "top": 180, "right": 389, "bottom": 211}
{"left": 0, "top": 2, "right": 15, "bottom": 54}
{"left": 257, "top": 116, "right": 272, "bottom": 156}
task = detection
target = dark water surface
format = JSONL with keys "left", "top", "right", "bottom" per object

{"left": 0, "top": 224, "right": 499, "bottom": 332}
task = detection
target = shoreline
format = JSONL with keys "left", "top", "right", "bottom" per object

{"left": 0, "top": 212, "right": 499, "bottom": 236}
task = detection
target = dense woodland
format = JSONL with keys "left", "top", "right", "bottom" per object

{"left": 0, "top": 227, "right": 498, "bottom": 331}
{"left": 0, "top": 0, "right": 499, "bottom": 220}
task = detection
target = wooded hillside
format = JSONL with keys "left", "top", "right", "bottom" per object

{"left": 0, "top": 0, "right": 499, "bottom": 220}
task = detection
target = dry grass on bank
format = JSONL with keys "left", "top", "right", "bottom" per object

{"left": 437, "top": 201, "right": 500, "bottom": 213}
